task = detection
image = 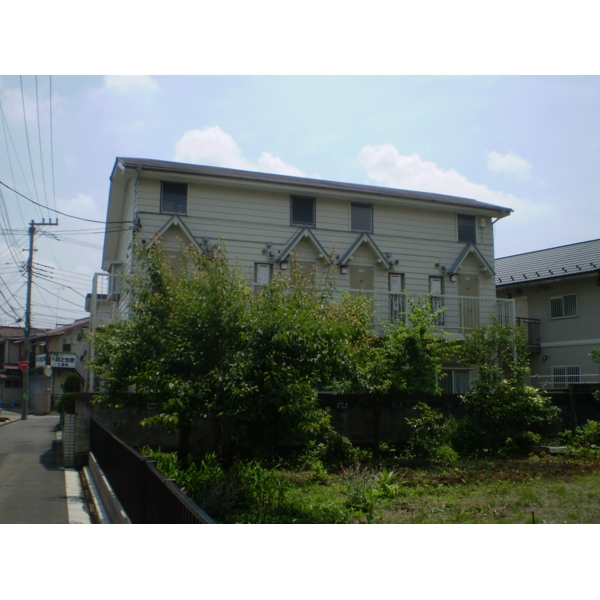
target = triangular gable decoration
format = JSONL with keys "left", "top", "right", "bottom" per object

{"left": 145, "top": 215, "right": 203, "bottom": 252}
{"left": 448, "top": 242, "right": 495, "bottom": 277}
{"left": 277, "top": 227, "right": 330, "bottom": 263}
{"left": 338, "top": 233, "right": 393, "bottom": 270}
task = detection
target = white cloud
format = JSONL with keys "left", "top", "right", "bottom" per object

{"left": 256, "top": 152, "right": 305, "bottom": 177}
{"left": 174, "top": 126, "right": 305, "bottom": 176}
{"left": 487, "top": 150, "right": 532, "bottom": 181}
{"left": 104, "top": 76, "right": 159, "bottom": 94}
{"left": 358, "top": 143, "right": 553, "bottom": 233}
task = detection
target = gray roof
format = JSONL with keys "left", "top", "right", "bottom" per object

{"left": 495, "top": 238, "right": 600, "bottom": 287}
{"left": 30, "top": 318, "right": 89, "bottom": 341}
{"left": 113, "top": 157, "right": 513, "bottom": 215}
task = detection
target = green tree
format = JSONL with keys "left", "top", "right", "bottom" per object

{"left": 226, "top": 263, "right": 364, "bottom": 453}
{"left": 591, "top": 348, "right": 600, "bottom": 402}
{"left": 459, "top": 318, "right": 559, "bottom": 447}
{"left": 90, "top": 242, "right": 249, "bottom": 462}
{"left": 350, "top": 295, "right": 457, "bottom": 455}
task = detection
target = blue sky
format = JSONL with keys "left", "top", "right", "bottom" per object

{"left": 1, "top": 74, "right": 599, "bottom": 327}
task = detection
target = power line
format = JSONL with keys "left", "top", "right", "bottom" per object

{"left": 49, "top": 75, "right": 57, "bottom": 212}
{"left": 35, "top": 76, "right": 50, "bottom": 211}
{"left": 20, "top": 76, "right": 43, "bottom": 220}
{"left": 0, "top": 179, "right": 134, "bottom": 225}
{"left": 0, "top": 97, "right": 27, "bottom": 225}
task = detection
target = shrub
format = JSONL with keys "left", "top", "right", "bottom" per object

{"left": 56, "top": 372, "right": 81, "bottom": 414}
{"left": 404, "top": 401, "right": 448, "bottom": 460}
{"left": 447, "top": 416, "right": 492, "bottom": 457}
{"left": 460, "top": 319, "right": 560, "bottom": 448}
{"left": 559, "top": 420, "right": 600, "bottom": 449}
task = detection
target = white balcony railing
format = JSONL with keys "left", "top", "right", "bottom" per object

{"left": 93, "top": 270, "right": 514, "bottom": 337}
{"left": 528, "top": 373, "right": 600, "bottom": 389}
{"left": 339, "top": 291, "right": 514, "bottom": 335}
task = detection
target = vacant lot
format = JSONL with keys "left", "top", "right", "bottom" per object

{"left": 275, "top": 454, "right": 600, "bottom": 524}
{"left": 148, "top": 447, "right": 600, "bottom": 523}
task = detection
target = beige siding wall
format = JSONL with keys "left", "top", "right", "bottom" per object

{"left": 498, "top": 274, "right": 600, "bottom": 382}
{"left": 133, "top": 175, "right": 499, "bottom": 301}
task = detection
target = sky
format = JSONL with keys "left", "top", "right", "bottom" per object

{"left": 1, "top": 74, "right": 599, "bottom": 328}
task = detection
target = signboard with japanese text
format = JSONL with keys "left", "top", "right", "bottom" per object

{"left": 50, "top": 353, "right": 77, "bottom": 369}
{"left": 36, "top": 353, "right": 47, "bottom": 368}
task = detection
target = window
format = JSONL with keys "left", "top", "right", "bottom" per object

{"left": 550, "top": 294, "right": 577, "bottom": 318}
{"left": 4, "top": 380, "right": 23, "bottom": 389}
{"left": 62, "top": 344, "right": 71, "bottom": 352}
{"left": 552, "top": 366, "right": 580, "bottom": 388}
{"left": 290, "top": 195, "right": 315, "bottom": 227}
{"left": 161, "top": 181, "right": 188, "bottom": 215}
{"left": 440, "top": 370, "right": 471, "bottom": 395}
{"left": 457, "top": 214, "right": 477, "bottom": 243}
{"left": 351, "top": 202, "right": 373, "bottom": 232}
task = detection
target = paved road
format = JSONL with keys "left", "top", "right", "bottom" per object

{"left": 0, "top": 414, "right": 69, "bottom": 524}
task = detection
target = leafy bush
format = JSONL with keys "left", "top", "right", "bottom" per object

{"left": 460, "top": 319, "right": 560, "bottom": 447}
{"left": 142, "top": 447, "right": 289, "bottom": 523}
{"left": 404, "top": 401, "right": 448, "bottom": 460}
{"left": 446, "top": 417, "right": 491, "bottom": 457}
{"left": 56, "top": 372, "right": 81, "bottom": 414}
{"left": 559, "top": 420, "right": 600, "bottom": 449}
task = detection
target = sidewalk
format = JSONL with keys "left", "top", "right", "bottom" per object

{"left": 0, "top": 410, "right": 91, "bottom": 524}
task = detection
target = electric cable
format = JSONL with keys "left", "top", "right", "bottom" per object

{"left": 19, "top": 76, "right": 43, "bottom": 220}
{"left": 49, "top": 75, "right": 57, "bottom": 212}
{"left": 0, "top": 180, "right": 134, "bottom": 225}
{"left": 35, "top": 76, "right": 50, "bottom": 211}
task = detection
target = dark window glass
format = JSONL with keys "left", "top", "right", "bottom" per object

{"left": 290, "top": 196, "right": 315, "bottom": 226}
{"left": 457, "top": 214, "right": 477, "bottom": 243}
{"left": 62, "top": 344, "right": 71, "bottom": 352}
{"left": 551, "top": 294, "right": 577, "bottom": 318}
{"left": 351, "top": 202, "right": 373, "bottom": 232}
{"left": 161, "top": 181, "right": 188, "bottom": 215}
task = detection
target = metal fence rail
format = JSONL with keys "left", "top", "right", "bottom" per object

{"left": 89, "top": 419, "right": 214, "bottom": 524}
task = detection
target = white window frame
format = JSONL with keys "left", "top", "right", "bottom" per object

{"left": 551, "top": 365, "right": 581, "bottom": 388}
{"left": 550, "top": 294, "right": 578, "bottom": 319}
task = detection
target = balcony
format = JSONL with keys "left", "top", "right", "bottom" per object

{"left": 516, "top": 317, "right": 541, "bottom": 352}
{"left": 342, "top": 291, "right": 514, "bottom": 336}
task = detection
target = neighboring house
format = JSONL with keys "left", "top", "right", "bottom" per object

{"left": 1, "top": 326, "right": 26, "bottom": 408}
{"left": 495, "top": 238, "right": 600, "bottom": 389}
{"left": 87, "top": 157, "right": 515, "bottom": 392}
{"left": 0, "top": 326, "right": 46, "bottom": 408}
{"left": 29, "top": 318, "right": 90, "bottom": 409}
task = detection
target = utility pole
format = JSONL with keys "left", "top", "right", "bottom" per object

{"left": 21, "top": 218, "right": 58, "bottom": 420}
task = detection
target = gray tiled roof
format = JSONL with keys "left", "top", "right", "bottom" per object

{"left": 30, "top": 317, "right": 89, "bottom": 341}
{"left": 113, "top": 157, "right": 513, "bottom": 215}
{"left": 495, "top": 238, "right": 600, "bottom": 286}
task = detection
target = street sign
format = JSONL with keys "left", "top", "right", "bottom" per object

{"left": 18, "top": 361, "right": 29, "bottom": 372}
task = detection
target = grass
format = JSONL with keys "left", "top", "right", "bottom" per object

{"left": 145, "top": 446, "right": 600, "bottom": 523}
{"left": 263, "top": 455, "right": 600, "bottom": 524}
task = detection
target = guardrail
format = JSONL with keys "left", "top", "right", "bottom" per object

{"left": 89, "top": 419, "right": 214, "bottom": 524}
{"left": 516, "top": 317, "right": 541, "bottom": 347}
